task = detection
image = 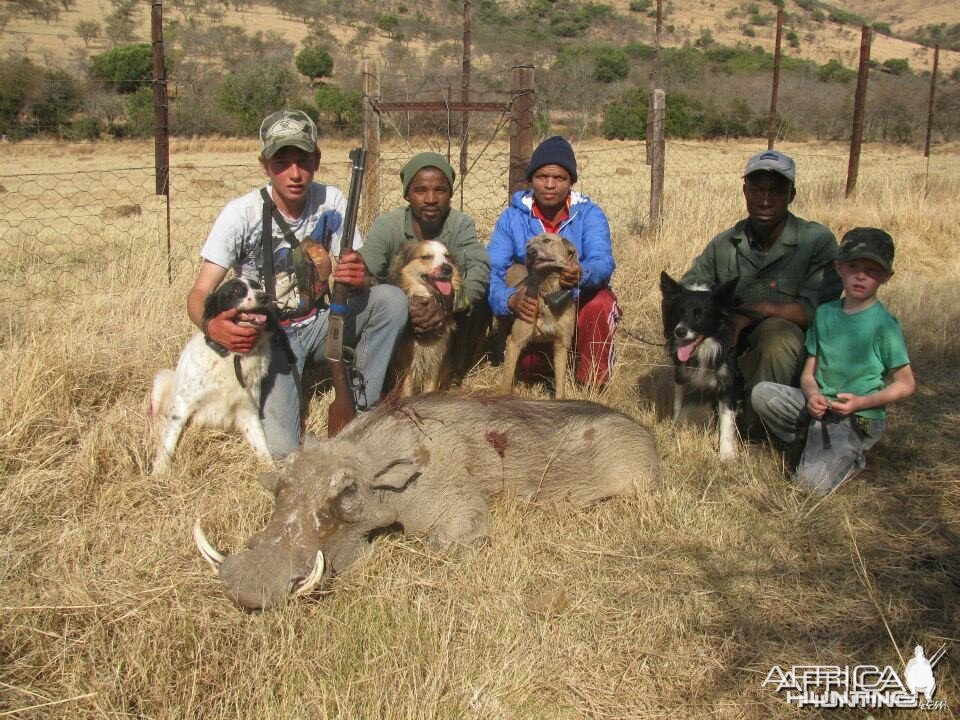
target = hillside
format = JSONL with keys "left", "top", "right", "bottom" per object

{"left": 3, "top": 0, "right": 958, "bottom": 76}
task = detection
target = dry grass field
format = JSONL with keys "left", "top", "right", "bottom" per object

{"left": 1, "top": 138, "right": 959, "bottom": 718}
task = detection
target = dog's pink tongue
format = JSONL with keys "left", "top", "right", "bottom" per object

{"left": 677, "top": 342, "right": 696, "bottom": 363}
{"left": 239, "top": 313, "right": 267, "bottom": 324}
{"left": 434, "top": 280, "right": 453, "bottom": 296}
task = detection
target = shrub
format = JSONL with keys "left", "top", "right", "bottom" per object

{"left": 624, "top": 41, "right": 655, "bottom": 58}
{"left": 695, "top": 29, "right": 714, "bottom": 48}
{"left": 295, "top": 46, "right": 333, "bottom": 82}
{"left": 551, "top": 17, "right": 587, "bottom": 38}
{"left": 69, "top": 116, "right": 100, "bottom": 140}
{"left": 30, "top": 68, "right": 82, "bottom": 131}
{"left": 742, "top": 25, "right": 756, "bottom": 38}
{"left": 592, "top": 46, "right": 630, "bottom": 83}
{"left": 628, "top": 0, "right": 651, "bottom": 12}
{"left": 882, "top": 58, "right": 911, "bottom": 76}
{"left": 75, "top": 19, "right": 101, "bottom": 47}
{"left": 377, "top": 13, "right": 400, "bottom": 35}
{"left": 90, "top": 43, "right": 153, "bottom": 94}
{"left": 601, "top": 87, "right": 707, "bottom": 139}
{"left": 872, "top": 21, "right": 892, "bottom": 35}
{"left": 314, "top": 85, "right": 361, "bottom": 129}
{"left": 818, "top": 58, "right": 855, "bottom": 83}
{"left": 218, "top": 61, "right": 299, "bottom": 134}
{"left": 0, "top": 56, "right": 37, "bottom": 134}
{"left": 125, "top": 87, "right": 153, "bottom": 137}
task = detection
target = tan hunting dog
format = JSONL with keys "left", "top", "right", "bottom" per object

{"left": 500, "top": 232, "right": 578, "bottom": 399}
{"left": 387, "top": 240, "right": 464, "bottom": 396}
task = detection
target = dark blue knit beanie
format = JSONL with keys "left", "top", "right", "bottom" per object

{"left": 526, "top": 136, "right": 578, "bottom": 183}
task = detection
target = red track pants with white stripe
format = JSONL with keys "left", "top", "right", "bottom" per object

{"left": 516, "top": 287, "right": 622, "bottom": 386}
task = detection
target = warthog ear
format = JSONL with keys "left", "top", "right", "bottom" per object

{"left": 370, "top": 459, "right": 421, "bottom": 492}
{"left": 258, "top": 469, "right": 282, "bottom": 495}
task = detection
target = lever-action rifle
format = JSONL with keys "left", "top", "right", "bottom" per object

{"left": 325, "top": 147, "right": 366, "bottom": 437}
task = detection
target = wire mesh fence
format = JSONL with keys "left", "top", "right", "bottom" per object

{"left": 3, "top": 137, "right": 958, "bottom": 308}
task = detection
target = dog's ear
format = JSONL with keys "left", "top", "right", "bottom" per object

{"left": 561, "top": 237, "right": 577, "bottom": 261}
{"left": 386, "top": 242, "right": 418, "bottom": 285}
{"left": 660, "top": 271, "right": 683, "bottom": 296}
{"left": 712, "top": 277, "right": 739, "bottom": 306}
{"left": 203, "top": 286, "right": 224, "bottom": 322}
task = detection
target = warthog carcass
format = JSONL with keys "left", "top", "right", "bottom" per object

{"left": 195, "top": 393, "right": 659, "bottom": 610}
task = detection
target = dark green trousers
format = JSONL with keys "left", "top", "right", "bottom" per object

{"left": 737, "top": 318, "right": 805, "bottom": 437}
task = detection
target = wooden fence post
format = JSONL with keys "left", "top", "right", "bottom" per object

{"left": 845, "top": 26, "right": 871, "bottom": 198}
{"left": 646, "top": 0, "right": 663, "bottom": 165}
{"left": 509, "top": 65, "right": 535, "bottom": 201}
{"left": 151, "top": 0, "right": 171, "bottom": 284}
{"left": 649, "top": 89, "right": 665, "bottom": 228}
{"left": 361, "top": 60, "right": 380, "bottom": 232}
{"left": 767, "top": 6, "right": 783, "bottom": 149}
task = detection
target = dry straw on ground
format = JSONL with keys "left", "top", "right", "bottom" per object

{"left": 1, "top": 140, "right": 958, "bottom": 718}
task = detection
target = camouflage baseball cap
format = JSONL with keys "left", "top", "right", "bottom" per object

{"left": 259, "top": 109, "right": 318, "bottom": 159}
{"left": 743, "top": 149, "right": 796, "bottom": 183}
{"left": 837, "top": 227, "right": 895, "bottom": 273}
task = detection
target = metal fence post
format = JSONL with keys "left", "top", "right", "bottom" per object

{"left": 924, "top": 44, "right": 939, "bottom": 160}
{"left": 361, "top": 60, "right": 380, "bottom": 232}
{"left": 508, "top": 65, "right": 535, "bottom": 201}
{"left": 767, "top": 6, "right": 783, "bottom": 149}
{"left": 845, "top": 26, "right": 871, "bottom": 198}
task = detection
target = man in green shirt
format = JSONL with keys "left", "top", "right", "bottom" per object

{"left": 681, "top": 150, "right": 842, "bottom": 436}
{"left": 358, "top": 152, "right": 491, "bottom": 384}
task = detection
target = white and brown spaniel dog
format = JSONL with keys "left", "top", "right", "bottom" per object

{"left": 150, "top": 278, "right": 276, "bottom": 474}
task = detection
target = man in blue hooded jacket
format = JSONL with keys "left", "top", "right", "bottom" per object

{"left": 488, "top": 135, "right": 621, "bottom": 386}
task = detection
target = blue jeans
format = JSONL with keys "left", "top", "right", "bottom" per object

{"left": 261, "top": 284, "right": 408, "bottom": 457}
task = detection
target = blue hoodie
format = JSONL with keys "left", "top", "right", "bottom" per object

{"left": 487, "top": 189, "right": 615, "bottom": 316}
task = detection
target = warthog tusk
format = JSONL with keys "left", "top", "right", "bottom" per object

{"left": 193, "top": 522, "right": 225, "bottom": 574}
{"left": 291, "top": 551, "right": 325, "bottom": 597}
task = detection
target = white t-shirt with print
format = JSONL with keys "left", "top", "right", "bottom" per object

{"left": 201, "top": 182, "right": 363, "bottom": 316}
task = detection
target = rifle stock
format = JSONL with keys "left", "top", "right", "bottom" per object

{"left": 326, "top": 147, "right": 366, "bottom": 437}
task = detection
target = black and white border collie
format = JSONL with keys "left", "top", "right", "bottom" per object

{"left": 660, "top": 271, "right": 740, "bottom": 461}
{"left": 150, "top": 278, "right": 276, "bottom": 474}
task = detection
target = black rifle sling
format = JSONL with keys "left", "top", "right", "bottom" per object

{"left": 260, "top": 188, "right": 276, "bottom": 300}
{"left": 260, "top": 187, "right": 306, "bottom": 299}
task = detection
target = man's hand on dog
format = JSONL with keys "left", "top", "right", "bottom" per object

{"left": 508, "top": 290, "right": 540, "bottom": 324}
{"left": 409, "top": 296, "right": 446, "bottom": 335}
{"left": 558, "top": 257, "right": 581, "bottom": 289}
{"left": 206, "top": 308, "right": 259, "bottom": 353}
{"left": 332, "top": 250, "right": 369, "bottom": 289}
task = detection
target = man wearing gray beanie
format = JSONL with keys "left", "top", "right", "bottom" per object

{"left": 488, "top": 135, "right": 621, "bottom": 387}
{"left": 359, "top": 151, "right": 491, "bottom": 384}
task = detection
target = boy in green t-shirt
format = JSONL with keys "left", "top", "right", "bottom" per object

{"left": 751, "top": 227, "right": 916, "bottom": 495}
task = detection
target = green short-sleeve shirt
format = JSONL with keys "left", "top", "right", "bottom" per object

{"left": 804, "top": 299, "right": 910, "bottom": 420}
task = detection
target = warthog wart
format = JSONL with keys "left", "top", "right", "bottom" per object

{"left": 195, "top": 393, "right": 659, "bottom": 610}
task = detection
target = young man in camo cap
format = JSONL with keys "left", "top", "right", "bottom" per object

{"left": 186, "top": 109, "right": 407, "bottom": 457}
{"left": 752, "top": 227, "right": 915, "bottom": 494}
{"left": 681, "top": 149, "right": 843, "bottom": 437}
